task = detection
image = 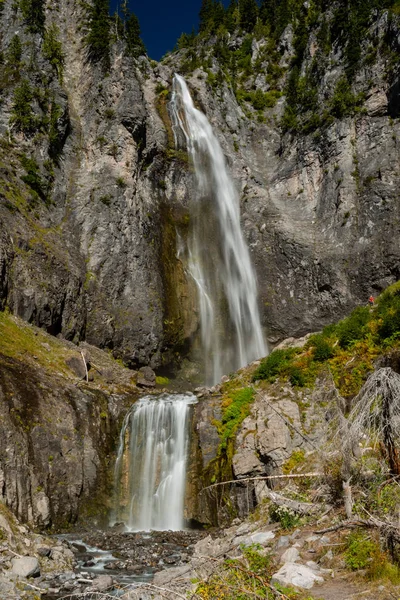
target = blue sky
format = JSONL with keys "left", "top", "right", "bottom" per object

{"left": 110, "top": 0, "right": 230, "bottom": 60}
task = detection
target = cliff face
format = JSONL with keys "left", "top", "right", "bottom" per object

{"left": 0, "top": 311, "right": 140, "bottom": 529}
{"left": 0, "top": 0, "right": 400, "bottom": 371}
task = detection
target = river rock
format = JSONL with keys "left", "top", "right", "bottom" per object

{"left": 89, "top": 574, "right": 114, "bottom": 592}
{"left": 11, "top": 556, "right": 40, "bottom": 578}
{"left": 271, "top": 563, "right": 324, "bottom": 589}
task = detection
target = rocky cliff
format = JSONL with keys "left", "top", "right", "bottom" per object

{"left": 1, "top": 0, "right": 400, "bottom": 374}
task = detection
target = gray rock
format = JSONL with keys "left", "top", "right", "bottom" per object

{"left": 137, "top": 366, "right": 156, "bottom": 388}
{"left": 11, "top": 556, "right": 40, "bottom": 578}
{"left": 281, "top": 546, "right": 300, "bottom": 563}
{"left": 271, "top": 562, "right": 324, "bottom": 589}
{"left": 89, "top": 575, "right": 113, "bottom": 592}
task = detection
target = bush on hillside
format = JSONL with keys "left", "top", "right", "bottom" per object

{"left": 252, "top": 348, "right": 298, "bottom": 382}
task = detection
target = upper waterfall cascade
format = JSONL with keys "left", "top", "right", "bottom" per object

{"left": 112, "top": 394, "right": 196, "bottom": 532}
{"left": 170, "top": 74, "right": 267, "bottom": 385}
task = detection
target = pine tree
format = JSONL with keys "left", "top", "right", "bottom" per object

{"left": 125, "top": 11, "right": 145, "bottom": 57}
{"left": 238, "top": 0, "right": 258, "bottom": 32}
{"left": 259, "top": 0, "right": 276, "bottom": 27}
{"left": 19, "top": 0, "right": 45, "bottom": 35}
{"left": 199, "top": 0, "right": 214, "bottom": 32}
{"left": 87, "top": 0, "right": 111, "bottom": 65}
{"left": 225, "top": 0, "right": 239, "bottom": 32}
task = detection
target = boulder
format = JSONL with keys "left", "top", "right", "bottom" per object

{"left": 11, "top": 556, "right": 40, "bottom": 578}
{"left": 271, "top": 562, "right": 323, "bottom": 590}
{"left": 90, "top": 575, "right": 114, "bottom": 592}
{"left": 137, "top": 366, "right": 156, "bottom": 388}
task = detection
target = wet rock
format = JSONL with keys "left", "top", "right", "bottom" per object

{"left": 11, "top": 556, "right": 40, "bottom": 578}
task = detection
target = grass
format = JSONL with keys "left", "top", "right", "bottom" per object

{"left": 0, "top": 310, "right": 77, "bottom": 377}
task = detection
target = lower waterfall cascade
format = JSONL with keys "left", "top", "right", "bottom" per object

{"left": 112, "top": 394, "right": 196, "bottom": 532}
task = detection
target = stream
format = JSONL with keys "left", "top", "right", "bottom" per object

{"left": 42, "top": 527, "right": 206, "bottom": 598}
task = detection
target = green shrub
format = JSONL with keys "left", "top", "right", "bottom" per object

{"left": 308, "top": 334, "right": 335, "bottom": 361}
{"left": 252, "top": 348, "right": 298, "bottom": 382}
{"left": 269, "top": 504, "right": 301, "bottom": 530}
{"left": 7, "top": 35, "right": 22, "bottom": 65}
{"left": 10, "top": 79, "right": 36, "bottom": 134}
{"left": 336, "top": 306, "right": 370, "bottom": 349}
{"left": 345, "top": 531, "right": 380, "bottom": 571}
{"left": 43, "top": 24, "right": 64, "bottom": 80}
{"left": 287, "top": 365, "right": 306, "bottom": 387}
{"left": 20, "top": 154, "right": 49, "bottom": 204}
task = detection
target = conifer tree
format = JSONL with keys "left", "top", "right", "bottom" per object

{"left": 238, "top": 0, "right": 258, "bottom": 32}
{"left": 225, "top": 0, "right": 239, "bottom": 32}
{"left": 87, "top": 0, "right": 111, "bottom": 65}
{"left": 19, "top": 0, "right": 45, "bottom": 35}
{"left": 199, "top": 0, "right": 214, "bottom": 32}
{"left": 125, "top": 11, "right": 145, "bottom": 57}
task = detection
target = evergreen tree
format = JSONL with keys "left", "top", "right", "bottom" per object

{"left": 199, "top": 0, "right": 213, "bottom": 32}
{"left": 87, "top": 0, "right": 111, "bottom": 65}
{"left": 125, "top": 11, "right": 145, "bottom": 57}
{"left": 10, "top": 79, "right": 36, "bottom": 133}
{"left": 224, "top": 0, "right": 239, "bottom": 32}
{"left": 238, "top": 0, "right": 258, "bottom": 32}
{"left": 19, "top": 0, "right": 45, "bottom": 35}
{"left": 259, "top": 0, "right": 276, "bottom": 27}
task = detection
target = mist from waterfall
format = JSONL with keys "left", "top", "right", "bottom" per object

{"left": 170, "top": 74, "right": 267, "bottom": 385}
{"left": 111, "top": 394, "right": 196, "bottom": 531}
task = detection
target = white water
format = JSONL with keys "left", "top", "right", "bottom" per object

{"left": 112, "top": 394, "right": 196, "bottom": 531}
{"left": 170, "top": 74, "right": 267, "bottom": 385}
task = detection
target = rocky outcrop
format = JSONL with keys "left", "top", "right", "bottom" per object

{"left": 187, "top": 377, "right": 327, "bottom": 526}
{"left": 0, "top": 313, "right": 139, "bottom": 529}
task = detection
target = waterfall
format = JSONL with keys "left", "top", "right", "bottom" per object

{"left": 170, "top": 74, "right": 267, "bottom": 385}
{"left": 112, "top": 394, "right": 196, "bottom": 532}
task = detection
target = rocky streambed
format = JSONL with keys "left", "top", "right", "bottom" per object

{"left": 39, "top": 528, "right": 208, "bottom": 598}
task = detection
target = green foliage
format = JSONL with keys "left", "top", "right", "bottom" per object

{"left": 307, "top": 333, "right": 335, "bottom": 361}
{"left": 19, "top": 0, "right": 45, "bottom": 34}
{"left": 329, "top": 76, "right": 365, "bottom": 119}
{"left": 238, "top": 0, "right": 258, "bottom": 32}
{"left": 269, "top": 504, "right": 301, "bottom": 530}
{"left": 20, "top": 154, "right": 50, "bottom": 205}
{"left": 10, "top": 79, "right": 36, "bottom": 134}
{"left": 7, "top": 35, "right": 22, "bottom": 65}
{"left": 336, "top": 306, "right": 371, "bottom": 349}
{"left": 42, "top": 24, "right": 64, "bottom": 80}
{"left": 252, "top": 348, "right": 298, "bottom": 382}
{"left": 238, "top": 87, "right": 282, "bottom": 110}
{"left": 195, "top": 544, "right": 275, "bottom": 598}
{"left": 219, "top": 387, "right": 255, "bottom": 449}
{"left": 155, "top": 375, "right": 170, "bottom": 386}
{"left": 125, "top": 11, "right": 145, "bottom": 57}
{"left": 87, "top": 0, "right": 111, "bottom": 65}
{"left": 345, "top": 531, "right": 380, "bottom": 570}
{"left": 375, "top": 281, "right": 400, "bottom": 342}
